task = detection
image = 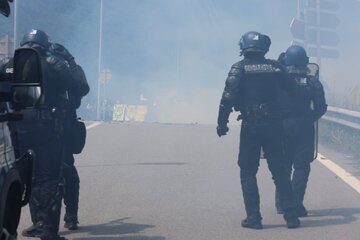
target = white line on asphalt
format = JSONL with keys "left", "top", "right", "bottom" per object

{"left": 86, "top": 122, "right": 101, "bottom": 130}
{"left": 317, "top": 153, "right": 360, "bottom": 194}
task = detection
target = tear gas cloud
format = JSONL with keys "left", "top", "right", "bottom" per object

{"left": 1, "top": 0, "right": 359, "bottom": 124}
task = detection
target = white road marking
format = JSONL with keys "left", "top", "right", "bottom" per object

{"left": 86, "top": 122, "right": 101, "bottom": 130}
{"left": 317, "top": 153, "right": 360, "bottom": 194}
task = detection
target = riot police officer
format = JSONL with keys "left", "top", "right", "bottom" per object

{"left": 15, "top": 29, "right": 74, "bottom": 240}
{"left": 50, "top": 42, "right": 89, "bottom": 230}
{"left": 217, "top": 31, "right": 300, "bottom": 229}
{"left": 275, "top": 45, "right": 327, "bottom": 217}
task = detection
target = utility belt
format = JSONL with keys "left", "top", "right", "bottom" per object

{"left": 282, "top": 111, "right": 313, "bottom": 120}
{"left": 21, "top": 108, "right": 55, "bottom": 122}
{"left": 21, "top": 107, "right": 67, "bottom": 133}
{"left": 241, "top": 103, "right": 279, "bottom": 121}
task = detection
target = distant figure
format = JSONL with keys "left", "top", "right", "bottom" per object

{"left": 216, "top": 31, "right": 300, "bottom": 229}
{"left": 275, "top": 45, "right": 327, "bottom": 217}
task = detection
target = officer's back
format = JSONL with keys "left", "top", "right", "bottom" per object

{"left": 238, "top": 55, "right": 289, "bottom": 114}
{"left": 217, "top": 31, "right": 300, "bottom": 230}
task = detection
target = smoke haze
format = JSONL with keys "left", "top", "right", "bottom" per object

{"left": 1, "top": 0, "right": 359, "bottom": 123}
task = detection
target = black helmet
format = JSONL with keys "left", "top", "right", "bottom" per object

{"left": 239, "top": 31, "right": 271, "bottom": 55}
{"left": 277, "top": 52, "right": 286, "bottom": 65}
{"left": 283, "top": 45, "right": 309, "bottom": 66}
{"left": 20, "top": 29, "right": 51, "bottom": 48}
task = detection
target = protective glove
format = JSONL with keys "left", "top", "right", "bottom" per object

{"left": 216, "top": 125, "right": 229, "bottom": 137}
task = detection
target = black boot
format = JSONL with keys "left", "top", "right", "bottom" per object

{"left": 284, "top": 211, "right": 301, "bottom": 229}
{"left": 64, "top": 214, "right": 79, "bottom": 230}
{"left": 1, "top": 228, "right": 17, "bottom": 240}
{"left": 40, "top": 227, "right": 67, "bottom": 240}
{"left": 40, "top": 233, "right": 67, "bottom": 240}
{"left": 274, "top": 189, "right": 284, "bottom": 214}
{"left": 241, "top": 215, "right": 263, "bottom": 230}
{"left": 21, "top": 221, "right": 44, "bottom": 237}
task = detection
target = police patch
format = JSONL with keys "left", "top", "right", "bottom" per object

{"left": 244, "top": 64, "right": 281, "bottom": 73}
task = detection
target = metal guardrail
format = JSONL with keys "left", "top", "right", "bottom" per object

{"left": 322, "top": 106, "right": 360, "bottom": 130}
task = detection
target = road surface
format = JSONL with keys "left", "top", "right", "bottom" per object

{"left": 17, "top": 122, "right": 360, "bottom": 240}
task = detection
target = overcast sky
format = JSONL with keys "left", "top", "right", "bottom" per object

{"left": 1, "top": 0, "right": 359, "bottom": 123}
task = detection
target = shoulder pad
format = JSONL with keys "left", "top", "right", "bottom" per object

{"left": 228, "top": 61, "right": 243, "bottom": 76}
{"left": 0, "top": 57, "right": 11, "bottom": 66}
{"left": 268, "top": 59, "right": 286, "bottom": 70}
{"left": 46, "top": 56, "right": 69, "bottom": 71}
{"left": 225, "top": 75, "right": 239, "bottom": 87}
{"left": 51, "top": 43, "right": 74, "bottom": 61}
{"left": 308, "top": 76, "right": 323, "bottom": 88}
{"left": 0, "top": 58, "right": 13, "bottom": 73}
{"left": 52, "top": 43, "right": 66, "bottom": 52}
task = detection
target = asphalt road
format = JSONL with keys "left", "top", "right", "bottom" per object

{"left": 17, "top": 122, "right": 360, "bottom": 240}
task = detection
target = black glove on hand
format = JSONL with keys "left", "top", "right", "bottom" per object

{"left": 216, "top": 125, "right": 229, "bottom": 137}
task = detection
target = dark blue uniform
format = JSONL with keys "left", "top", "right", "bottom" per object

{"left": 217, "top": 53, "right": 299, "bottom": 228}
{"left": 275, "top": 65, "right": 327, "bottom": 216}
{"left": 51, "top": 43, "right": 89, "bottom": 230}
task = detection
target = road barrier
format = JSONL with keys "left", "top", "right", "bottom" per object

{"left": 320, "top": 106, "right": 360, "bottom": 157}
{"left": 322, "top": 106, "right": 360, "bottom": 130}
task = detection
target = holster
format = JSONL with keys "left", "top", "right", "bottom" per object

{"left": 65, "top": 119, "right": 86, "bottom": 154}
{"left": 21, "top": 108, "right": 54, "bottom": 122}
{"left": 243, "top": 103, "right": 277, "bottom": 121}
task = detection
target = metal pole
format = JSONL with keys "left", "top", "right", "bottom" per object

{"left": 102, "top": 82, "right": 106, "bottom": 120}
{"left": 176, "top": 43, "right": 180, "bottom": 92}
{"left": 304, "top": 0, "right": 309, "bottom": 51}
{"left": 297, "top": 0, "right": 301, "bottom": 19}
{"left": 96, "top": 0, "right": 103, "bottom": 120}
{"left": 13, "top": 0, "right": 17, "bottom": 48}
{"left": 316, "top": 0, "right": 322, "bottom": 70}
